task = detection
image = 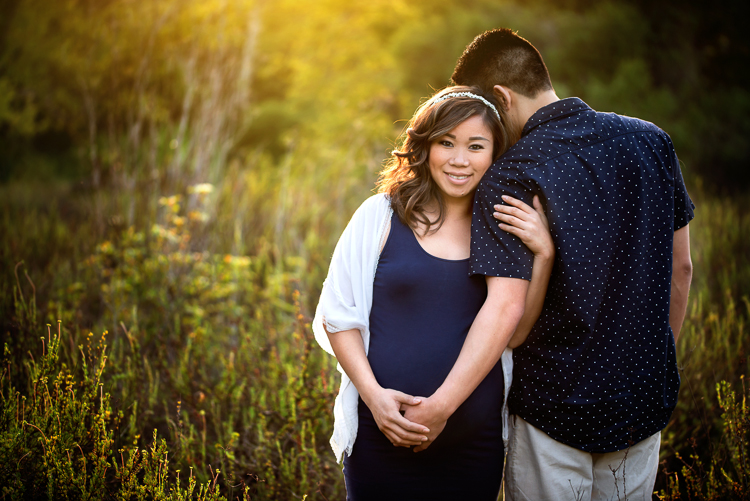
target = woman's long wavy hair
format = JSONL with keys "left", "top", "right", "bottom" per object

{"left": 377, "top": 85, "right": 515, "bottom": 235}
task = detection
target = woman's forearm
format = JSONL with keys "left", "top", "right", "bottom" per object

{"left": 491, "top": 194, "right": 554, "bottom": 349}
{"left": 325, "top": 325, "right": 430, "bottom": 445}
{"left": 325, "top": 326, "right": 381, "bottom": 402}
{"left": 508, "top": 252, "right": 554, "bottom": 348}
{"left": 406, "top": 276, "right": 528, "bottom": 452}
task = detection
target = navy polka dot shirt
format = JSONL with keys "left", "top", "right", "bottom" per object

{"left": 471, "top": 98, "right": 695, "bottom": 452}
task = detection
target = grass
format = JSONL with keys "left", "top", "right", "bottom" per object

{"left": 0, "top": 177, "right": 748, "bottom": 500}
{"left": 1, "top": 179, "right": 344, "bottom": 500}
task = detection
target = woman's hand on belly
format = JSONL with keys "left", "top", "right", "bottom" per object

{"left": 402, "top": 396, "right": 450, "bottom": 452}
{"left": 361, "top": 386, "right": 431, "bottom": 447}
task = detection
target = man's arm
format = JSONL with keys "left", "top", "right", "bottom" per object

{"left": 670, "top": 224, "right": 692, "bottom": 343}
{"left": 403, "top": 276, "right": 528, "bottom": 451}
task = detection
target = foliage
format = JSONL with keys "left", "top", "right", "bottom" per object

{"left": 1, "top": 183, "right": 343, "bottom": 499}
{"left": 0, "top": 0, "right": 749, "bottom": 499}
{"left": 0, "top": 321, "right": 228, "bottom": 500}
{"left": 0, "top": 180, "right": 748, "bottom": 499}
{"left": 659, "top": 379, "right": 750, "bottom": 500}
{"left": 1, "top": 0, "right": 749, "bottom": 189}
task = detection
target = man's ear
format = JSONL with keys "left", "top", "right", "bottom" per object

{"left": 493, "top": 85, "right": 513, "bottom": 111}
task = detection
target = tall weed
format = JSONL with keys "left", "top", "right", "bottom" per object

{"left": 0, "top": 182, "right": 343, "bottom": 499}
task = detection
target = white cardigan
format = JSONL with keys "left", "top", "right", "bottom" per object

{"left": 312, "top": 193, "right": 513, "bottom": 462}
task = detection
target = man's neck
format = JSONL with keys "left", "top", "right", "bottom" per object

{"left": 514, "top": 90, "right": 560, "bottom": 134}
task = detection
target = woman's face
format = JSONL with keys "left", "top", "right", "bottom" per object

{"left": 428, "top": 114, "right": 494, "bottom": 203}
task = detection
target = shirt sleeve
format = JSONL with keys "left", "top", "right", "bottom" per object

{"left": 470, "top": 159, "right": 536, "bottom": 280}
{"left": 667, "top": 138, "right": 695, "bottom": 230}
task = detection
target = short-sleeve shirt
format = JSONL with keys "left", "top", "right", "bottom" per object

{"left": 470, "top": 97, "right": 695, "bottom": 452}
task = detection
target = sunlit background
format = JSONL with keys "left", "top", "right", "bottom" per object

{"left": 1, "top": 0, "right": 749, "bottom": 499}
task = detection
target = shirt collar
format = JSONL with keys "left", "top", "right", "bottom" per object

{"left": 521, "top": 97, "right": 592, "bottom": 137}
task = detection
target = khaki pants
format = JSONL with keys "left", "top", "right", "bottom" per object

{"left": 504, "top": 416, "right": 660, "bottom": 501}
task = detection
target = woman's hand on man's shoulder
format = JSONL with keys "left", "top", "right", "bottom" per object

{"left": 493, "top": 194, "right": 554, "bottom": 260}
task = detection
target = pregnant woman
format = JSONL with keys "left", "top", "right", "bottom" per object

{"left": 313, "top": 85, "right": 555, "bottom": 500}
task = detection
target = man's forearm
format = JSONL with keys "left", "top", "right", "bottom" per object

{"left": 669, "top": 269, "right": 692, "bottom": 343}
{"left": 670, "top": 225, "right": 692, "bottom": 343}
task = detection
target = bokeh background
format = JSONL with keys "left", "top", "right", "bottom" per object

{"left": 1, "top": 0, "right": 749, "bottom": 499}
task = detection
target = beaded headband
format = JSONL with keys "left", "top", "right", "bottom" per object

{"left": 432, "top": 91, "right": 502, "bottom": 122}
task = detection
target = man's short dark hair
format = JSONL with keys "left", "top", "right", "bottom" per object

{"left": 452, "top": 28, "right": 553, "bottom": 98}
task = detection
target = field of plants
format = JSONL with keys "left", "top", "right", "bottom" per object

{"left": 1, "top": 0, "right": 749, "bottom": 499}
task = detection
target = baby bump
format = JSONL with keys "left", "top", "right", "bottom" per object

{"left": 366, "top": 325, "right": 505, "bottom": 443}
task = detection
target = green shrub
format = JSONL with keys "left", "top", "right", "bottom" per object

{"left": 0, "top": 185, "right": 344, "bottom": 500}
{"left": 659, "top": 378, "right": 750, "bottom": 500}
{"left": 0, "top": 322, "right": 228, "bottom": 500}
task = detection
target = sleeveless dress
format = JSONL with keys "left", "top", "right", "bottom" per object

{"left": 343, "top": 214, "right": 505, "bottom": 501}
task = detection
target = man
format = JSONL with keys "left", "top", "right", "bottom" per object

{"left": 442, "top": 28, "right": 694, "bottom": 500}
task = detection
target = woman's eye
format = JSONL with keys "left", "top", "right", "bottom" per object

{"left": 439, "top": 140, "right": 453, "bottom": 147}
{"left": 469, "top": 144, "right": 485, "bottom": 150}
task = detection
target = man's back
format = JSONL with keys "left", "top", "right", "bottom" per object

{"left": 470, "top": 97, "right": 695, "bottom": 452}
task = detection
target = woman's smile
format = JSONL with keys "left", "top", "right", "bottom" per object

{"left": 429, "top": 114, "right": 494, "bottom": 201}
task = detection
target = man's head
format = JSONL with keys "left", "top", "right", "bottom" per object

{"left": 451, "top": 28, "right": 553, "bottom": 98}
{"left": 452, "top": 29, "right": 557, "bottom": 136}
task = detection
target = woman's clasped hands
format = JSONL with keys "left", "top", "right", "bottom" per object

{"left": 359, "top": 384, "right": 431, "bottom": 447}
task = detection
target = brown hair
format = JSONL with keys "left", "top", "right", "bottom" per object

{"left": 377, "top": 85, "right": 514, "bottom": 235}
{"left": 451, "top": 28, "right": 553, "bottom": 98}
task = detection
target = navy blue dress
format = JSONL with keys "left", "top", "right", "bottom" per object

{"left": 343, "top": 214, "right": 505, "bottom": 501}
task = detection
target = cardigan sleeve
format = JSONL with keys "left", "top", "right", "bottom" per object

{"left": 312, "top": 194, "right": 391, "bottom": 462}
{"left": 312, "top": 193, "right": 391, "bottom": 357}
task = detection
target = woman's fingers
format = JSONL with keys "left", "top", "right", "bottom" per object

{"left": 380, "top": 417, "right": 429, "bottom": 446}
{"left": 493, "top": 204, "right": 528, "bottom": 223}
{"left": 532, "top": 194, "right": 543, "bottom": 212}
{"left": 390, "top": 391, "right": 423, "bottom": 408}
{"left": 493, "top": 196, "right": 536, "bottom": 226}
{"left": 393, "top": 411, "right": 430, "bottom": 435}
{"left": 494, "top": 208, "right": 534, "bottom": 236}
{"left": 497, "top": 222, "right": 523, "bottom": 238}
{"left": 372, "top": 389, "right": 430, "bottom": 447}
{"left": 490, "top": 194, "right": 554, "bottom": 258}
{"left": 493, "top": 195, "right": 543, "bottom": 229}
{"left": 493, "top": 211, "right": 529, "bottom": 230}
{"left": 385, "top": 427, "right": 428, "bottom": 446}
{"left": 501, "top": 194, "right": 534, "bottom": 213}
{"left": 389, "top": 391, "right": 429, "bottom": 433}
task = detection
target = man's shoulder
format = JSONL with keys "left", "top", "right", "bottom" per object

{"left": 595, "top": 111, "right": 664, "bottom": 130}
{"left": 491, "top": 103, "right": 673, "bottom": 175}
{"left": 594, "top": 109, "right": 668, "bottom": 138}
